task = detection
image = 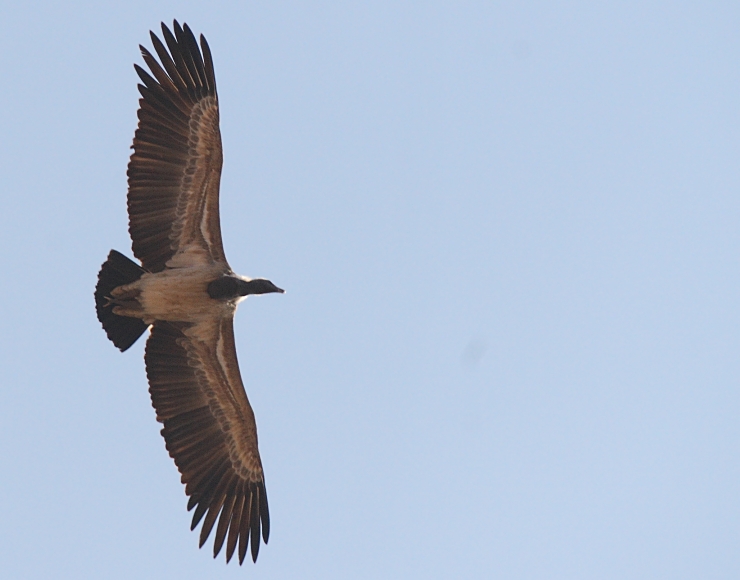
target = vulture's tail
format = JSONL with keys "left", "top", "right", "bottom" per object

{"left": 95, "top": 250, "right": 149, "bottom": 352}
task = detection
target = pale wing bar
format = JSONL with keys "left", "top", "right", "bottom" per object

{"left": 128, "top": 21, "right": 226, "bottom": 273}
{"left": 145, "top": 321, "right": 269, "bottom": 564}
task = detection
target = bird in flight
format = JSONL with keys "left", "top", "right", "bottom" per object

{"left": 94, "top": 21, "right": 283, "bottom": 565}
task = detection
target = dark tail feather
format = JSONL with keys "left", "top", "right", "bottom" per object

{"left": 95, "top": 250, "right": 149, "bottom": 352}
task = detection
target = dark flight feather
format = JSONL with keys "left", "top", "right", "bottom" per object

{"left": 145, "top": 320, "right": 269, "bottom": 563}
{"left": 127, "top": 20, "right": 224, "bottom": 273}
{"left": 94, "top": 250, "right": 149, "bottom": 351}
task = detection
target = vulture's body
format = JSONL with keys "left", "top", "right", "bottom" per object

{"left": 94, "top": 21, "right": 283, "bottom": 565}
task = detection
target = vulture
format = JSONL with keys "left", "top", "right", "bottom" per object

{"left": 94, "top": 21, "right": 283, "bottom": 565}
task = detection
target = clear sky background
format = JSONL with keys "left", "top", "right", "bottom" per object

{"left": 1, "top": 1, "right": 738, "bottom": 578}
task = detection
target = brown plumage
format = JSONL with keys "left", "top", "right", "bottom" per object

{"left": 145, "top": 319, "right": 269, "bottom": 564}
{"left": 94, "top": 20, "right": 284, "bottom": 565}
{"left": 129, "top": 21, "right": 225, "bottom": 272}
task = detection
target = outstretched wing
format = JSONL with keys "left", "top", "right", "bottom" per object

{"left": 145, "top": 320, "right": 269, "bottom": 564}
{"left": 128, "top": 21, "right": 226, "bottom": 272}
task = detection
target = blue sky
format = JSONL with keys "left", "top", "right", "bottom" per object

{"left": 1, "top": 2, "right": 739, "bottom": 578}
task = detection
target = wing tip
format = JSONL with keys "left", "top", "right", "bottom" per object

{"left": 187, "top": 480, "right": 269, "bottom": 565}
